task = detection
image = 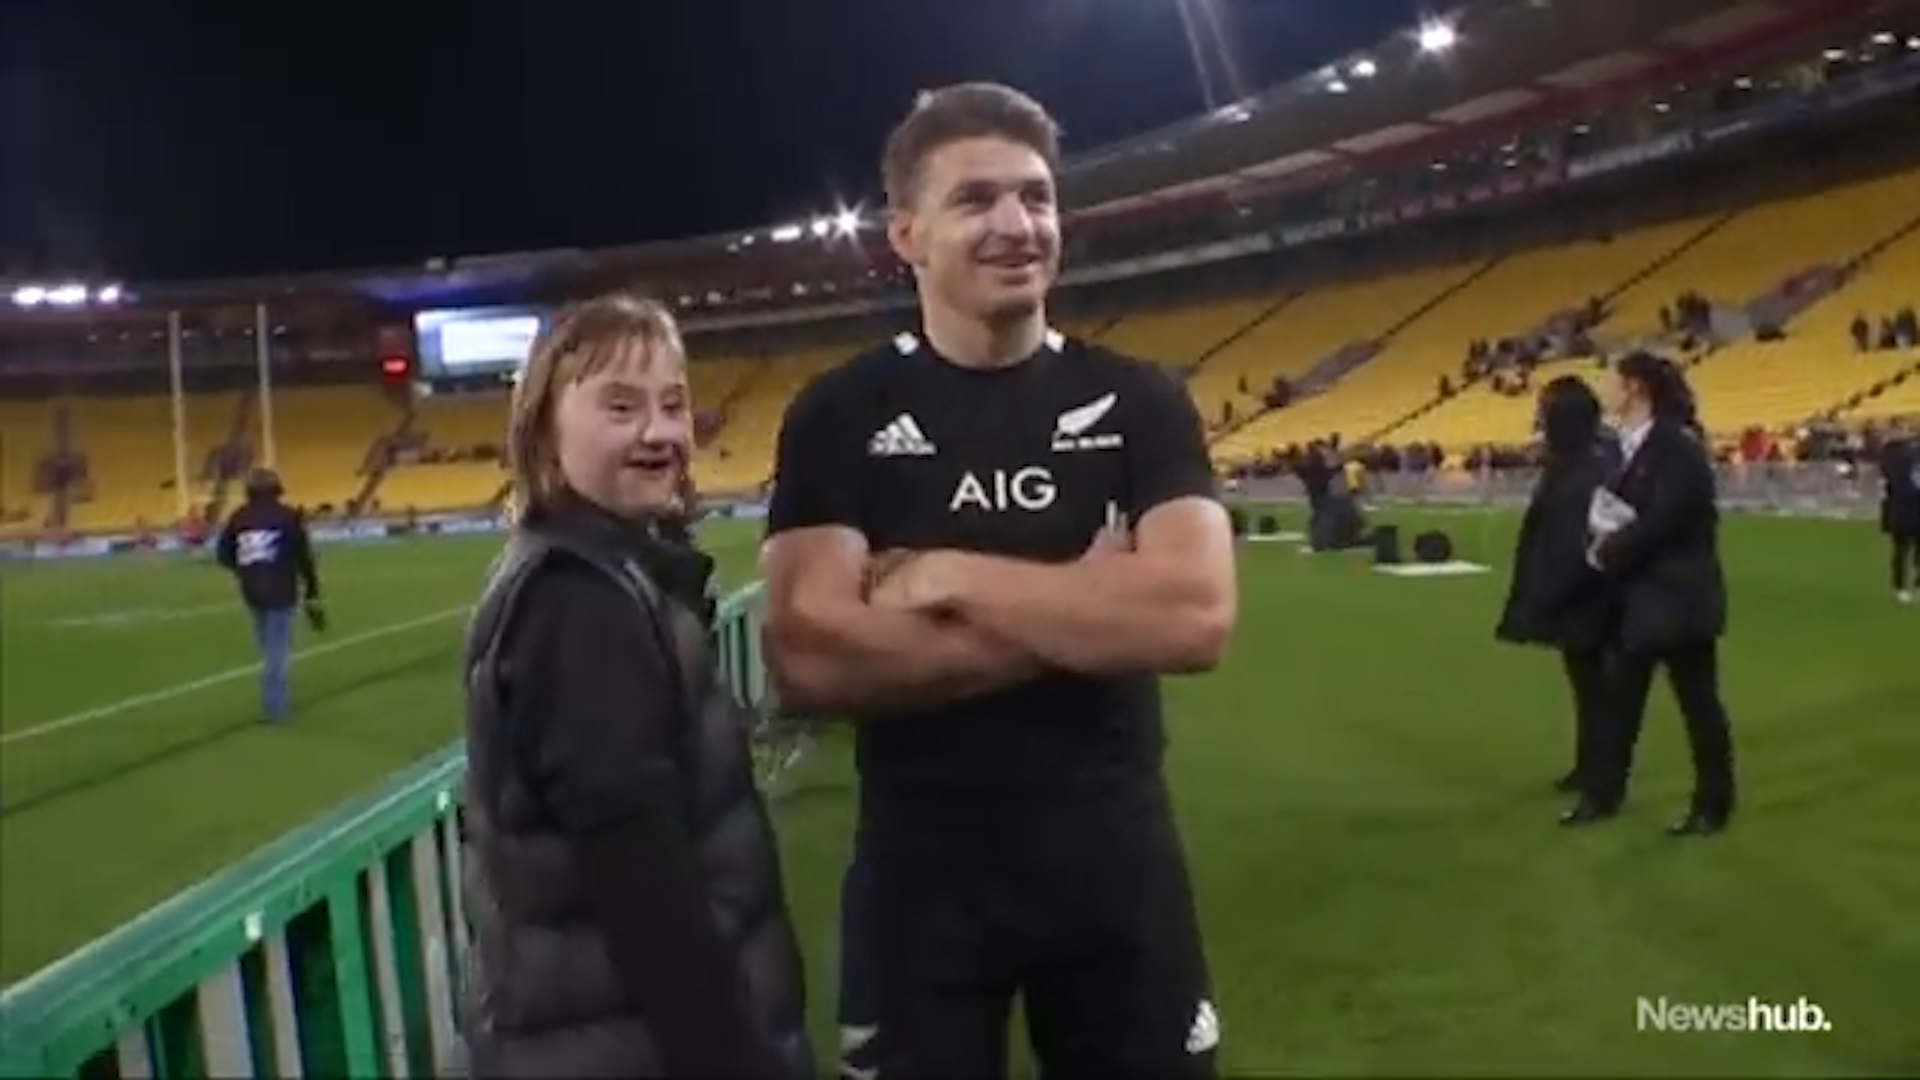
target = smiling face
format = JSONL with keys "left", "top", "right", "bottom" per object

{"left": 879, "top": 84, "right": 1064, "bottom": 329}
{"left": 889, "top": 135, "right": 1062, "bottom": 325}
{"left": 550, "top": 342, "right": 691, "bottom": 518}
{"left": 507, "top": 295, "right": 693, "bottom": 520}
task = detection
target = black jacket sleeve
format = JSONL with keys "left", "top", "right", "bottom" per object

{"left": 505, "top": 560, "right": 770, "bottom": 1079}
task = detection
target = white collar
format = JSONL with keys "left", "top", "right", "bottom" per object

{"left": 1618, "top": 417, "right": 1654, "bottom": 458}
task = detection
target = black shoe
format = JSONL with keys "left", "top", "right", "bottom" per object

{"left": 1553, "top": 770, "right": 1583, "bottom": 794}
{"left": 1665, "top": 810, "right": 1729, "bottom": 837}
{"left": 1559, "top": 798, "right": 1620, "bottom": 826}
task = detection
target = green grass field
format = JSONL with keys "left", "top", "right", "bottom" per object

{"left": 2, "top": 512, "right": 1917, "bottom": 1075}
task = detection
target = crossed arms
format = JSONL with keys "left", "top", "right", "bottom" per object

{"left": 760, "top": 366, "right": 1236, "bottom": 716}
{"left": 763, "top": 497, "right": 1235, "bottom": 714}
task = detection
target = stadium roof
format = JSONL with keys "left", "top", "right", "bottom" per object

{"left": 2, "top": 0, "right": 1892, "bottom": 317}
{"left": 1061, "top": 0, "right": 1874, "bottom": 217}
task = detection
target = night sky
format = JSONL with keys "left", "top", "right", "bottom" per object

{"left": 1, "top": 0, "right": 1427, "bottom": 283}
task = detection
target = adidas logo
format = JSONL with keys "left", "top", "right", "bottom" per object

{"left": 867, "top": 413, "right": 937, "bottom": 457}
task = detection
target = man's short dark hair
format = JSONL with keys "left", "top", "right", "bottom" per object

{"left": 881, "top": 82, "right": 1063, "bottom": 209}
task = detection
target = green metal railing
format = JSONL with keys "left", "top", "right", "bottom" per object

{"left": 0, "top": 581, "right": 770, "bottom": 1080}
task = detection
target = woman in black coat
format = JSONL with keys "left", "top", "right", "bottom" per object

{"left": 1573, "top": 351, "right": 1737, "bottom": 837}
{"left": 1496, "top": 376, "right": 1619, "bottom": 801}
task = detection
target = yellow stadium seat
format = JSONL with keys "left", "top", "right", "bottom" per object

{"left": 1604, "top": 169, "right": 1920, "bottom": 341}
{"left": 0, "top": 399, "right": 55, "bottom": 536}
{"left": 263, "top": 386, "right": 404, "bottom": 513}
{"left": 696, "top": 347, "right": 844, "bottom": 493}
{"left": 1210, "top": 259, "right": 1494, "bottom": 459}
{"left": 66, "top": 391, "right": 243, "bottom": 532}
{"left": 378, "top": 391, "right": 511, "bottom": 513}
{"left": 1099, "top": 294, "right": 1284, "bottom": 369}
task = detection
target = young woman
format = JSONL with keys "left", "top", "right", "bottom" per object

{"left": 460, "top": 294, "right": 812, "bottom": 1077}
{"left": 1495, "top": 376, "right": 1619, "bottom": 805}
{"left": 1573, "top": 351, "right": 1738, "bottom": 836}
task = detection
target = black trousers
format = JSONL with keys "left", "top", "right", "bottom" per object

{"left": 1891, "top": 531, "right": 1919, "bottom": 590}
{"left": 864, "top": 786, "right": 1216, "bottom": 1080}
{"left": 1589, "top": 642, "right": 1736, "bottom": 815}
{"left": 1560, "top": 648, "right": 1612, "bottom": 790}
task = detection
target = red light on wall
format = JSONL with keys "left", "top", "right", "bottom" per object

{"left": 380, "top": 355, "right": 411, "bottom": 378}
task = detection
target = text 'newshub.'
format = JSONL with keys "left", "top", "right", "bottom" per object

{"left": 1636, "top": 996, "right": 1832, "bottom": 1034}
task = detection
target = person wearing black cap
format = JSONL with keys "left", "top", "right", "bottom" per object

{"left": 215, "top": 467, "right": 323, "bottom": 723}
{"left": 1572, "top": 351, "right": 1737, "bottom": 837}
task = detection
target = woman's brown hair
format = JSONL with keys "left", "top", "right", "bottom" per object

{"left": 504, "top": 293, "right": 685, "bottom": 520}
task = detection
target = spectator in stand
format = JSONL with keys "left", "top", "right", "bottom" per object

{"left": 1851, "top": 313, "right": 1872, "bottom": 353}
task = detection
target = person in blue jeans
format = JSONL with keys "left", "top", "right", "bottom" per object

{"left": 216, "top": 469, "right": 323, "bottom": 722}
{"left": 247, "top": 606, "right": 295, "bottom": 718}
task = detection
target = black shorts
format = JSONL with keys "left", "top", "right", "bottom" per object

{"left": 862, "top": 783, "right": 1217, "bottom": 1080}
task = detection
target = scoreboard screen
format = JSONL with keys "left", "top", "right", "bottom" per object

{"left": 413, "top": 306, "right": 551, "bottom": 379}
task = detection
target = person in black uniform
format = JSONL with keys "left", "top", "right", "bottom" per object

{"left": 1495, "top": 376, "right": 1620, "bottom": 798}
{"left": 1569, "top": 351, "right": 1738, "bottom": 836}
{"left": 763, "top": 84, "right": 1235, "bottom": 1080}
{"left": 1297, "top": 442, "right": 1336, "bottom": 514}
{"left": 215, "top": 467, "right": 322, "bottom": 723}
{"left": 1878, "top": 422, "right": 1919, "bottom": 603}
{"left": 460, "top": 294, "right": 810, "bottom": 1079}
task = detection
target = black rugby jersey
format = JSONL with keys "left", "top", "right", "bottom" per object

{"left": 765, "top": 330, "right": 1216, "bottom": 797}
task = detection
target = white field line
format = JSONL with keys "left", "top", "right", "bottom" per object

{"left": 45, "top": 602, "right": 234, "bottom": 629}
{"left": 1, "top": 606, "right": 470, "bottom": 746}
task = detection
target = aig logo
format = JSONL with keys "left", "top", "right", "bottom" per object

{"left": 949, "top": 467, "right": 1057, "bottom": 513}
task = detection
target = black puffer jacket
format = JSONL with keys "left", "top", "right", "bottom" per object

{"left": 460, "top": 511, "right": 809, "bottom": 1078}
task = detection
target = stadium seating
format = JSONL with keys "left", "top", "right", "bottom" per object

{"left": 1283, "top": 167, "right": 1920, "bottom": 452}
{"left": 1383, "top": 216, "right": 1730, "bottom": 449}
{"left": 22, "top": 165, "right": 1920, "bottom": 529}
{"left": 268, "top": 386, "right": 401, "bottom": 512}
{"left": 0, "top": 399, "right": 54, "bottom": 533}
{"left": 1208, "top": 259, "right": 1493, "bottom": 458}
{"left": 1602, "top": 168, "right": 1920, "bottom": 341}
{"left": 1098, "top": 295, "right": 1282, "bottom": 369}
{"left": 685, "top": 353, "right": 771, "bottom": 492}
{"left": 378, "top": 392, "right": 508, "bottom": 513}
{"left": 1809, "top": 194, "right": 1920, "bottom": 424}
{"left": 65, "top": 392, "right": 242, "bottom": 531}
{"left": 1617, "top": 170, "right": 1920, "bottom": 437}
{"left": 695, "top": 346, "right": 843, "bottom": 492}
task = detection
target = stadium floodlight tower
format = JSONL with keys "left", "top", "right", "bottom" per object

{"left": 1416, "top": 19, "right": 1458, "bottom": 53}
